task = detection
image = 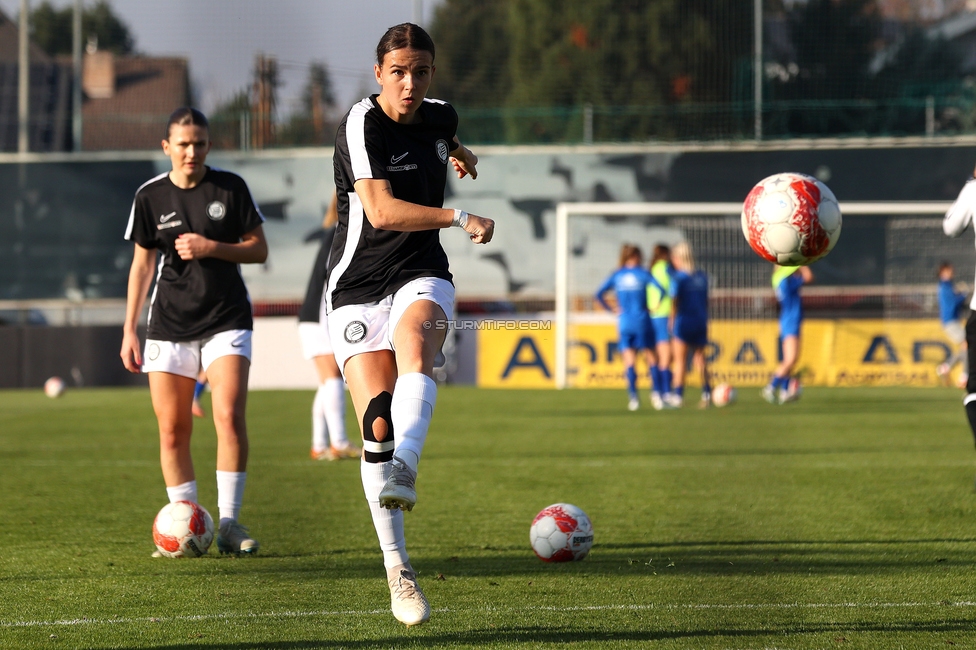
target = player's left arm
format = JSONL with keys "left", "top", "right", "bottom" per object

{"left": 449, "top": 136, "right": 478, "bottom": 180}
{"left": 174, "top": 225, "right": 268, "bottom": 264}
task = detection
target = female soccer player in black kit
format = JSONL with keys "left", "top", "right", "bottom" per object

{"left": 121, "top": 108, "right": 267, "bottom": 556}
{"left": 328, "top": 23, "right": 494, "bottom": 627}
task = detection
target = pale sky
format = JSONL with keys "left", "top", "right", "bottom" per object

{"left": 0, "top": 0, "right": 443, "bottom": 116}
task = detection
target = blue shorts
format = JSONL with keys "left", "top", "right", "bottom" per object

{"left": 675, "top": 326, "right": 708, "bottom": 348}
{"left": 619, "top": 320, "right": 654, "bottom": 352}
{"left": 651, "top": 317, "right": 670, "bottom": 344}
{"left": 780, "top": 317, "right": 801, "bottom": 338}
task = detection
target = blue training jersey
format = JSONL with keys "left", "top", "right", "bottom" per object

{"left": 775, "top": 272, "right": 805, "bottom": 331}
{"left": 938, "top": 279, "right": 968, "bottom": 324}
{"left": 671, "top": 269, "right": 708, "bottom": 332}
{"left": 595, "top": 266, "right": 656, "bottom": 328}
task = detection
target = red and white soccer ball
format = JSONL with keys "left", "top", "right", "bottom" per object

{"left": 530, "top": 503, "right": 593, "bottom": 562}
{"left": 741, "top": 172, "right": 842, "bottom": 265}
{"left": 712, "top": 383, "right": 737, "bottom": 407}
{"left": 44, "top": 376, "right": 65, "bottom": 398}
{"left": 152, "top": 501, "right": 214, "bottom": 558}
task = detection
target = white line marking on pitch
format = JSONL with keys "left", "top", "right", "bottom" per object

{"left": 4, "top": 601, "right": 976, "bottom": 629}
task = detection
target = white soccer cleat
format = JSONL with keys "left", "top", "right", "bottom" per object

{"left": 330, "top": 443, "right": 362, "bottom": 460}
{"left": 698, "top": 394, "right": 711, "bottom": 409}
{"left": 627, "top": 396, "right": 639, "bottom": 411}
{"left": 217, "top": 521, "right": 259, "bottom": 555}
{"left": 761, "top": 385, "right": 779, "bottom": 405}
{"left": 664, "top": 393, "right": 683, "bottom": 409}
{"left": 379, "top": 457, "right": 417, "bottom": 511}
{"left": 650, "top": 392, "right": 664, "bottom": 411}
{"left": 388, "top": 567, "right": 430, "bottom": 627}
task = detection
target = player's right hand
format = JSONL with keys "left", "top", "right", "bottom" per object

{"left": 120, "top": 331, "right": 143, "bottom": 373}
{"left": 463, "top": 214, "right": 494, "bottom": 244}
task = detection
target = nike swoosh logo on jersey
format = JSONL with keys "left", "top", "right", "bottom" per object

{"left": 391, "top": 152, "right": 409, "bottom": 164}
{"left": 160, "top": 212, "right": 177, "bottom": 223}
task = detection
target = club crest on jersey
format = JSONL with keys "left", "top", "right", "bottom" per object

{"left": 207, "top": 201, "right": 226, "bottom": 221}
{"left": 435, "top": 139, "right": 450, "bottom": 164}
{"left": 344, "top": 321, "right": 368, "bottom": 344}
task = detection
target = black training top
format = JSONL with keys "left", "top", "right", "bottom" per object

{"left": 124, "top": 167, "right": 265, "bottom": 341}
{"left": 327, "top": 95, "right": 457, "bottom": 312}
{"left": 298, "top": 226, "right": 336, "bottom": 323}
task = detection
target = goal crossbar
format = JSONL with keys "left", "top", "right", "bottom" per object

{"left": 553, "top": 201, "right": 954, "bottom": 389}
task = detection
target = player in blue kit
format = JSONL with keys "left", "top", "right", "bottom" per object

{"left": 668, "top": 242, "right": 710, "bottom": 408}
{"left": 764, "top": 265, "right": 813, "bottom": 404}
{"left": 936, "top": 262, "right": 969, "bottom": 387}
{"left": 596, "top": 244, "right": 658, "bottom": 411}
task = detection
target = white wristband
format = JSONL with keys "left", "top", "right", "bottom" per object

{"left": 452, "top": 209, "right": 469, "bottom": 229}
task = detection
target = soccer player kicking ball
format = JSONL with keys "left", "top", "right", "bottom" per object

{"left": 328, "top": 23, "right": 494, "bottom": 627}
{"left": 764, "top": 265, "right": 813, "bottom": 405}
{"left": 121, "top": 108, "right": 266, "bottom": 556}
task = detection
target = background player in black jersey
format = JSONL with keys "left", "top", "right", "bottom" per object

{"left": 328, "top": 23, "right": 493, "bottom": 627}
{"left": 298, "top": 190, "right": 360, "bottom": 461}
{"left": 121, "top": 107, "right": 268, "bottom": 556}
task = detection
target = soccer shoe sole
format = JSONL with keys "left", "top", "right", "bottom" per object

{"left": 379, "top": 489, "right": 416, "bottom": 512}
{"left": 217, "top": 537, "right": 260, "bottom": 555}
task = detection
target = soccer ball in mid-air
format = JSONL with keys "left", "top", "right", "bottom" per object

{"left": 711, "top": 383, "right": 736, "bottom": 407}
{"left": 152, "top": 501, "right": 214, "bottom": 558}
{"left": 44, "top": 376, "right": 65, "bottom": 398}
{"left": 530, "top": 503, "right": 593, "bottom": 562}
{"left": 741, "top": 172, "right": 842, "bottom": 265}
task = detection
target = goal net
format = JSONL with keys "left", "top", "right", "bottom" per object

{"left": 554, "top": 201, "right": 960, "bottom": 390}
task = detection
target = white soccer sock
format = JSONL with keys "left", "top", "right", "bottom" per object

{"left": 361, "top": 458, "right": 408, "bottom": 570}
{"left": 216, "top": 470, "right": 246, "bottom": 524}
{"left": 166, "top": 480, "right": 197, "bottom": 504}
{"left": 323, "top": 378, "right": 349, "bottom": 447}
{"left": 311, "top": 385, "right": 330, "bottom": 452}
{"left": 391, "top": 373, "right": 437, "bottom": 473}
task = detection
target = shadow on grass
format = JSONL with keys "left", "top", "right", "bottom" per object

{"left": 90, "top": 618, "right": 976, "bottom": 649}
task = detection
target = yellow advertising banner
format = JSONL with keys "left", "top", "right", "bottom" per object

{"left": 476, "top": 318, "right": 959, "bottom": 388}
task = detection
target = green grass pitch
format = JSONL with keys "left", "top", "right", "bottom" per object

{"left": 3, "top": 385, "right": 976, "bottom": 648}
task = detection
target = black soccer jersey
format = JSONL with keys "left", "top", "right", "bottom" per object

{"left": 298, "top": 226, "right": 336, "bottom": 323}
{"left": 124, "top": 167, "right": 265, "bottom": 341}
{"left": 327, "top": 95, "right": 456, "bottom": 312}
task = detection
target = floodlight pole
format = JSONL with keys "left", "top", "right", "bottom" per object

{"left": 754, "top": 0, "right": 762, "bottom": 141}
{"left": 72, "top": 0, "right": 82, "bottom": 151}
{"left": 18, "top": 0, "right": 29, "bottom": 154}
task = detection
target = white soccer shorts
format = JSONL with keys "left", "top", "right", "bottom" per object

{"left": 298, "top": 318, "right": 334, "bottom": 360}
{"left": 142, "top": 329, "right": 252, "bottom": 379}
{"left": 328, "top": 276, "right": 455, "bottom": 374}
{"left": 943, "top": 320, "right": 966, "bottom": 345}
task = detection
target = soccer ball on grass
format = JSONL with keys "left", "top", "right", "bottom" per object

{"left": 44, "top": 376, "right": 65, "bottom": 398}
{"left": 530, "top": 503, "right": 593, "bottom": 562}
{"left": 741, "top": 172, "right": 842, "bottom": 265}
{"left": 711, "top": 383, "right": 737, "bottom": 407}
{"left": 152, "top": 501, "right": 214, "bottom": 558}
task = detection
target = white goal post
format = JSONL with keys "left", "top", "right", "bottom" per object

{"left": 553, "top": 201, "right": 955, "bottom": 389}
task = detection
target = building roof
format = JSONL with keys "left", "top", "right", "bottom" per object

{"left": 0, "top": 7, "right": 51, "bottom": 64}
{"left": 82, "top": 56, "right": 189, "bottom": 150}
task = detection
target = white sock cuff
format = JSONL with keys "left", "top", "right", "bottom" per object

{"left": 216, "top": 470, "right": 246, "bottom": 481}
{"left": 324, "top": 377, "right": 345, "bottom": 392}
{"left": 166, "top": 480, "right": 197, "bottom": 504}
{"left": 393, "top": 373, "right": 437, "bottom": 410}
